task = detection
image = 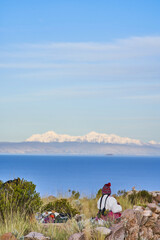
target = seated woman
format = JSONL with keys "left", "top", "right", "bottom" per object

{"left": 97, "top": 182, "right": 122, "bottom": 221}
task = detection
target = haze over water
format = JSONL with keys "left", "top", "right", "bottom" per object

{"left": 0, "top": 155, "right": 160, "bottom": 197}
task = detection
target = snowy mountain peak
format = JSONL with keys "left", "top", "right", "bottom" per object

{"left": 86, "top": 131, "right": 99, "bottom": 136}
{"left": 25, "top": 130, "right": 159, "bottom": 146}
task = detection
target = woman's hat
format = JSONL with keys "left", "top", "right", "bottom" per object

{"left": 102, "top": 182, "right": 111, "bottom": 195}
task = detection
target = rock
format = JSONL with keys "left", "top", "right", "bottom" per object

{"left": 107, "top": 222, "right": 125, "bottom": 240}
{"left": 0, "top": 233, "right": 17, "bottom": 240}
{"left": 68, "top": 233, "right": 85, "bottom": 240}
{"left": 155, "top": 206, "right": 160, "bottom": 214}
{"left": 74, "top": 214, "right": 83, "bottom": 222}
{"left": 155, "top": 194, "right": 160, "bottom": 203}
{"left": 24, "top": 232, "right": 49, "bottom": 240}
{"left": 139, "top": 226, "right": 153, "bottom": 240}
{"left": 135, "top": 210, "right": 143, "bottom": 225}
{"left": 152, "top": 213, "right": 159, "bottom": 221}
{"left": 132, "top": 206, "right": 145, "bottom": 225}
{"left": 121, "top": 209, "right": 134, "bottom": 219}
{"left": 140, "top": 216, "right": 148, "bottom": 226}
{"left": 133, "top": 206, "right": 144, "bottom": 211}
{"left": 152, "top": 192, "right": 158, "bottom": 198}
{"left": 147, "top": 203, "right": 157, "bottom": 212}
{"left": 153, "top": 220, "right": 160, "bottom": 235}
{"left": 143, "top": 209, "right": 153, "bottom": 217}
{"left": 153, "top": 235, "right": 160, "bottom": 240}
{"left": 95, "top": 227, "right": 111, "bottom": 237}
{"left": 145, "top": 216, "right": 157, "bottom": 228}
{"left": 121, "top": 209, "right": 139, "bottom": 240}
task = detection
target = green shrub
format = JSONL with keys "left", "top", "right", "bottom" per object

{"left": 128, "top": 190, "right": 152, "bottom": 205}
{"left": 0, "top": 178, "right": 42, "bottom": 221}
{"left": 96, "top": 189, "right": 102, "bottom": 199}
{"left": 0, "top": 181, "right": 3, "bottom": 188}
{"left": 70, "top": 190, "right": 80, "bottom": 199}
{"left": 117, "top": 189, "right": 127, "bottom": 197}
{"left": 42, "top": 199, "right": 79, "bottom": 217}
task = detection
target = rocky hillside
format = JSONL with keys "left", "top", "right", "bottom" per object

{"left": 69, "top": 191, "right": 160, "bottom": 240}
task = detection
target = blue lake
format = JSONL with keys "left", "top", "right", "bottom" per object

{"left": 0, "top": 155, "right": 160, "bottom": 197}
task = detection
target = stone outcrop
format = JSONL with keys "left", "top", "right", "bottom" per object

{"left": 0, "top": 233, "right": 17, "bottom": 240}
{"left": 69, "top": 201, "right": 160, "bottom": 240}
{"left": 154, "top": 193, "right": 160, "bottom": 203}
{"left": 24, "top": 232, "right": 49, "bottom": 240}
{"left": 95, "top": 227, "right": 111, "bottom": 236}
{"left": 121, "top": 203, "right": 160, "bottom": 240}
{"left": 68, "top": 233, "right": 85, "bottom": 240}
{"left": 108, "top": 222, "right": 125, "bottom": 240}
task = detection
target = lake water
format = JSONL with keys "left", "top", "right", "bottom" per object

{"left": 0, "top": 155, "right": 160, "bottom": 197}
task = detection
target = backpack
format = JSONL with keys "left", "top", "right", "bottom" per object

{"left": 97, "top": 194, "right": 109, "bottom": 218}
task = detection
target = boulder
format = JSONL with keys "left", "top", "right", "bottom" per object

{"left": 135, "top": 210, "right": 143, "bottom": 225}
{"left": 139, "top": 226, "right": 153, "bottom": 240}
{"left": 152, "top": 213, "right": 159, "bottom": 221}
{"left": 121, "top": 209, "right": 139, "bottom": 240}
{"left": 144, "top": 216, "right": 157, "bottom": 228}
{"left": 153, "top": 235, "right": 160, "bottom": 240}
{"left": 147, "top": 203, "right": 157, "bottom": 212}
{"left": 68, "top": 233, "right": 85, "bottom": 240}
{"left": 151, "top": 192, "right": 158, "bottom": 198}
{"left": 95, "top": 227, "right": 111, "bottom": 237}
{"left": 155, "top": 206, "right": 160, "bottom": 214}
{"left": 143, "top": 209, "right": 153, "bottom": 217}
{"left": 133, "top": 206, "right": 144, "bottom": 211}
{"left": 24, "top": 232, "right": 49, "bottom": 240}
{"left": 107, "top": 222, "right": 125, "bottom": 240}
{"left": 0, "top": 233, "right": 17, "bottom": 240}
{"left": 153, "top": 220, "right": 160, "bottom": 235}
{"left": 155, "top": 194, "right": 160, "bottom": 203}
{"left": 140, "top": 216, "right": 148, "bottom": 226}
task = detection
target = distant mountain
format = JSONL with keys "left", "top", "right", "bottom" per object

{"left": 26, "top": 131, "right": 159, "bottom": 146}
{"left": 0, "top": 131, "right": 159, "bottom": 156}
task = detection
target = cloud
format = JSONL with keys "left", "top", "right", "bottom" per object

{"left": 0, "top": 36, "right": 160, "bottom": 103}
{"left": 1, "top": 36, "right": 160, "bottom": 64}
{"left": 0, "top": 36, "right": 160, "bottom": 86}
{"left": 121, "top": 95, "right": 160, "bottom": 101}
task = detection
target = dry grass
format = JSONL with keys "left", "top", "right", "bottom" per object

{"left": 0, "top": 190, "right": 152, "bottom": 240}
{"left": 0, "top": 212, "right": 32, "bottom": 238}
{"left": 80, "top": 197, "right": 98, "bottom": 218}
{"left": 116, "top": 195, "right": 133, "bottom": 210}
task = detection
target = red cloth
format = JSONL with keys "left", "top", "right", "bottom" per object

{"left": 107, "top": 211, "right": 121, "bottom": 219}
{"left": 96, "top": 211, "right": 121, "bottom": 221}
{"left": 101, "top": 211, "right": 121, "bottom": 221}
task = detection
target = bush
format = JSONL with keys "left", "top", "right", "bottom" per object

{"left": 42, "top": 199, "right": 79, "bottom": 217}
{"left": 117, "top": 189, "right": 127, "bottom": 197}
{"left": 0, "top": 178, "right": 42, "bottom": 221}
{"left": 128, "top": 190, "right": 152, "bottom": 205}
{"left": 70, "top": 190, "right": 80, "bottom": 199}
{"left": 96, "top": 189, "right": 102, "bottom": 199}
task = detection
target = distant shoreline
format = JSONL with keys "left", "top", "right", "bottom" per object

{"left": 0, "top": 141, "right": 160, "bottom": 156}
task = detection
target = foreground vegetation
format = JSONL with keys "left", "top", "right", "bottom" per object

{"left": 0, "top": 178, "right": 153, "bottom": 240}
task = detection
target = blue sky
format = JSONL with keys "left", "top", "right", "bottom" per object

{"left": 0, "top": 0, "right": 160, "bottom": 142}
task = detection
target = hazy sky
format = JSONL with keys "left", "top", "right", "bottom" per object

{"left": 0, "top": 0, "right": 160, "bottom": 142}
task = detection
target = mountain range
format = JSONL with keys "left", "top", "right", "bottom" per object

{"left": 0, "top": 131, "right": 160, "bottom": 155}
{"left": 26, "top": 131, "right": 159, "bottom": 146}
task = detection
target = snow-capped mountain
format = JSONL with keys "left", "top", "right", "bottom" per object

{"left": 0, "top": 131, "right": 159, "bottom": 155}
{"left": 25, "top": 131, "right": 159, "bottom": 146}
